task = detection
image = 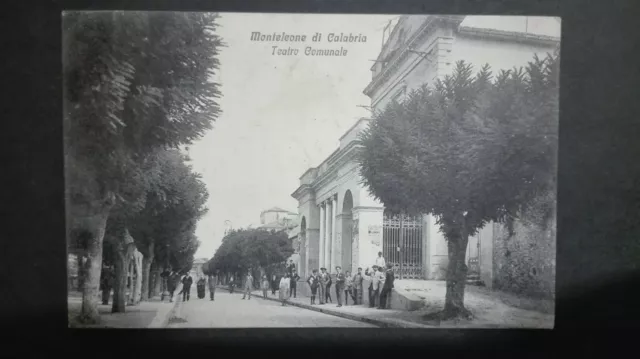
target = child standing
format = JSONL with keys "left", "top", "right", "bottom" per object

{"left": 344, "top": 271, "right": 354, "bottom": 305}
{"left": 307, "top": 269, "right": 319, "bottom": 305}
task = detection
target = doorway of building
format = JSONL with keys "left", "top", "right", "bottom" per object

{"left": 382, "top": 211, "right": 424, "bottom": 279}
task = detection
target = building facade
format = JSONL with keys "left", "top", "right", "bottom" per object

{"left": 292, "top": 15, "right": 560, "bottom": 286}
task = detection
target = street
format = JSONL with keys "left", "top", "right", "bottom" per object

{"left": 167, "top": 288, "right": 377, "bottom": 328}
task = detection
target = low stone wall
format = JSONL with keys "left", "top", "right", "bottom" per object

{"left": 492, "top": 192, "right": 556, "bottom": 300}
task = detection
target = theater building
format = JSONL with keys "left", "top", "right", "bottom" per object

{"left": 292, "top": 15, "right": 560, "bottom": 287}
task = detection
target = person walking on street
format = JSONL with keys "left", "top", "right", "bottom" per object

{"left": 318, "top": 268, "right": 328, "bottom": 304}
{"left": 181, "top": 273, "right": 193, "bottom": 301}
{"left": 228, "top": 276, "right": 235, "bottom": 294}
{"left": 279, "top": 273, "right": 291, "bottom": 306}
{"left": 307, "top": 269, "right": 319, "bottom": 304}
{"left": 353, "top": 267, "right": 364, "bottom": 305}
{"left": 379, "top": 263, "right": 395, "bottom": 309}
{"left": 99, "top": 267, "right": 114, "bottom": 305}
{"left": 270, "top": 274, "right": 278, "bottom": 296}
{"left": 196, "top": 277, "right": 206, "bottom": 299}
{"left": 242, "top": 272, "right": 254, "bottom": 300}
{"left": 344, "top": 270, "right": 354, "bottom": 305}
{"left": 375, "top": 251, "right": 386, "bottom": 270}
{"left": 208, "top": 272, "right": 218, "bottom": 301}
{"left": 167, "top": 270, "right": 180, "bottom": 303}
{"left": 261, "top": 275, "right": 270, "bottom": 299}
{"left": 290, "top": 270, "right": 300, "bottom": 298}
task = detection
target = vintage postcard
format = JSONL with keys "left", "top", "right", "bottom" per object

{"left": 65, "top": 12, "right": 560, "bottom": 329}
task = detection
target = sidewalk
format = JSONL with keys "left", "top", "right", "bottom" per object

{"left": 393, "top": 280, "right": 554, "bottom": 328}
{"left": 218, "top": 281, "right": 554, "bottom": 329}
{"left": 216, "top": 285, "right": 431, "bottom": 328}
{"left": 68, "top": 284, "right": 181, "bottom": 328}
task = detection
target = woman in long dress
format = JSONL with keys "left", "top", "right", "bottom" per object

{"left": 261, "top": 275, "right": 270, "bottom": 299}
{"left": 279, "top": 273, "right": 291, "bottom": 306}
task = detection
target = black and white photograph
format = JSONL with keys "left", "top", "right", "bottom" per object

{"left": 65, "top": 12, "right": 560, "bottom": 329}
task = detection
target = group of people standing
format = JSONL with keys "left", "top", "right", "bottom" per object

{"left": 306, "top": 252, "right": 395, "bottom": 309}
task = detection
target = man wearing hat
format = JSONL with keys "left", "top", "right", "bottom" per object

{"left": 379, "top": 263, "right": 395, "bottom": 309}
{"left": 318, "top": 267, "right": 329, "bottom": 305}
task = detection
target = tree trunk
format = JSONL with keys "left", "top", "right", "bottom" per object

{"left": 112, "top": 229, "right": 135, "bottom": 313}
{"left": 151, "top": 263, "right": 162, "bottom": 298}
{"left": 141, "top": 243, "right": 154, "bottom": 301}
{"left": 442, "top": 225, "right": 471, "bottom": 320}
{"left": 76, "top": 253, "right": 84, "bottom": 292}
{"left": 78, "top": 203, "right": 112, "bottom": 324}
{"left": 130, "top": 248, "right": 143, "bottom": 305}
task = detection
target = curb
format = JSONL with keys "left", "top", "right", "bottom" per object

{"left": 216, "top": 286, "right": 430, "bottom": 329}
{"left": 150, "top": 284, "right": 182, "bottom": 328}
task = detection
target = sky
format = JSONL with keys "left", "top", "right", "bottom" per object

{"left": 188, "top": 13, "right": 396, "bottom": 258}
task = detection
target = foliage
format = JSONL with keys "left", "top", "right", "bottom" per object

{"left": 359, "top": 51, "right": 559, "bottom": 237}
{"left": 63, "top": 11, "right": 223, "bottom": 207}
{"left": 358, "top": 51, "right": 559, "bottom": 317}
{"left": 209, "top": 229, "right": 293, "bottom": 275}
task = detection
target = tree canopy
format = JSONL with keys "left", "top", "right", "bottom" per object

{"left": 358, "top": 51, "right": 559, "bottom": 318}
{"left": 208, "top": 229, "right": 294, "bottom": 275}
{"left": 64, "top": 11, "right": 223, "bottom": 208}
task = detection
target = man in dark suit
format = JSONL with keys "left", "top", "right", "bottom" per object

{"left": 181, "top": 273, "right": 194, "bottom": 301}
{"left": 379, "top": 263, "right": 395, "bottom": 309}
{"left": 290, "top": 269, "right": 301, "bottom": 298}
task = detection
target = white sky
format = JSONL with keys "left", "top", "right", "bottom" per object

{"left": 188, "top": 13, "right": 395, "bottom": 258}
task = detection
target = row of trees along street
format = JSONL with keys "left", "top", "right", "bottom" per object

{"left": 358, "top": 51, "right": 559, "bottom": 320}
{"left": 203, "top": 228, "right": 294, "bottom": 287}
{"left": 64, "top": 11, "right": 224, "bottom": 324}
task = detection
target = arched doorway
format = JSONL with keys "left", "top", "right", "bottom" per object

{"left": 300, "top": 216, "right": 307, "bottom": 278}
{"left": 341, "top": 190, "right": 354, "bottom": 273}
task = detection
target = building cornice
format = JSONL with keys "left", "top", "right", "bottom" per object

{"left": 312, "top": 142, "right": 362, "bottom": 193}
{"left": 291, "top": 184, "right": 313, "bottom": 200}
{"left": 338, "top": 118, "right": 370, "bottom": 142}
{"left": 363, "top": 15, "right": 465, "bottom": 98}
{"left": 457, "top": 26, "right": 560, "bottom": 47}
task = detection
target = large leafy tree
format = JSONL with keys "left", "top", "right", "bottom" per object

{"left": 209, "top": 229, "right": 293, "bottom": 280}
{"left": 129, "top": 149, "right": 208, "bottom": 301}
{"left": 64, "top": 11, "right": 223, "bottom": 323}
{"left": 358, "top": 52, "right": 559, "bottom": 320}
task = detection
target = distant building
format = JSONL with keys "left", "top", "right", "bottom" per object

{"left": 191, "top": 258, "right": 208, "bottom": 279}
{"left": 257, "top": 207, "right": 301, "bottom": 273}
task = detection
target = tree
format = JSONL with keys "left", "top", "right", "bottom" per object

{"left": 128, "top": 149, "right": 208, "bottom": 301}
{"left": 358, "top": 52, "right": 559, "bottom": 320}
{"left": 64, "top": 11, "right": 223, "bottom": 323}
{"left": 210, "top": 229, "right": 293, "bottom": 280}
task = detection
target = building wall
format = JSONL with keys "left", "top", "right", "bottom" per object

{"left": 447, "top": 35, "right": 558, "bottom": 79}
{"left": 492, "top": 192, "right": 556, "bottom": 299}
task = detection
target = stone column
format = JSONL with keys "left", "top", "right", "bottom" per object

{"left": 325, "top": 199, "right": 332, "bottom": 269}
{"left": 319, "top": 203, "right": 325, "bottom": 268}
{"left": 331, "top": 194, "right": 338, "bottom": 271}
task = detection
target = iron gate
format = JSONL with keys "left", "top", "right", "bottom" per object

{"left": 382, "top": 213, "right": 424, "bottom": 279}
